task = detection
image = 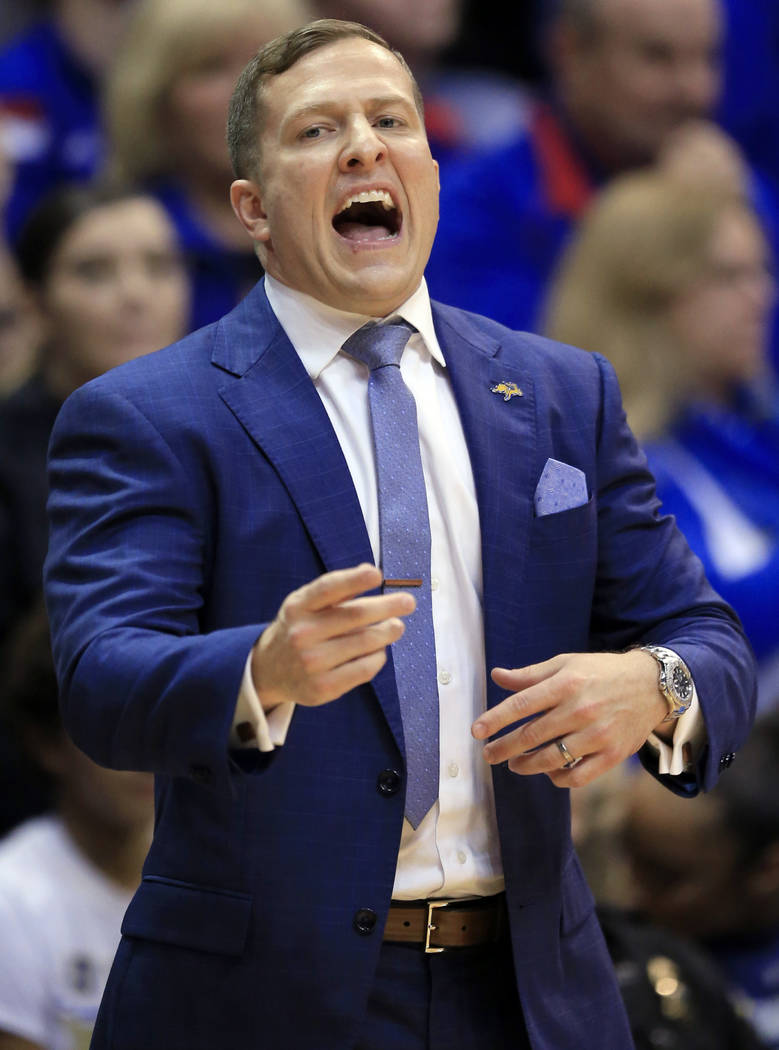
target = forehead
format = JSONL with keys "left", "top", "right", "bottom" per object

{"left": 58, "top": 199, "right": 174, "bottom": 256}
{"left": 261, "top": 37, "right": 418, "bottom": 126}
{"left": 599, "top": 0, "right": 720, "bottom": 44}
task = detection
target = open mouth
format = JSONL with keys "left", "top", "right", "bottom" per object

{"left": 332, "top": 189, "right": 401, "bottom": 242}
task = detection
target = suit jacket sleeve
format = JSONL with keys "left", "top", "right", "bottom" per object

{"left": 588, "top": 352, "right": 756, "bottom": 794}
{"left": 45, "top": 381, "right": 268, "bottom": 794}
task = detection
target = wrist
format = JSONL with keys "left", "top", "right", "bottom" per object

{"left": 630, "top": 648, "right": 672, "bottom": 731}
{"left": 250, "top": 628, "right": 284, "bottom": 713}
{"left": 640, "top": 645, "right": 694, "bottom": 726}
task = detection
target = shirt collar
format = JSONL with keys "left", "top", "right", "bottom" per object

{"left": 264, "top": 274, "right": 445, "bottom": 380}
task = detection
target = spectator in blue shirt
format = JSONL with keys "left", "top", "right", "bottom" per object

{"left": 0, "top": 0, "right": 137, "bottom": 241}
{"left": 424, "top": 0, "right": 779, "bottom": 372}
{"left": 0, "top": 179, "right": 189, "bottom": 839}
{"left": 546, "top": 169, "right": 779, "bottom": 706}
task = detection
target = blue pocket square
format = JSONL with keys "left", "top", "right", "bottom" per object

{"left": 534, "top": 459, "right": 588, "bottom": 516}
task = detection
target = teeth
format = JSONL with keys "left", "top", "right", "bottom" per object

{"left": 339, "top": 190, "right": 394, "bottom": 212}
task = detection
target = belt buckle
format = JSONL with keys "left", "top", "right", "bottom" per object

{"left": 424, "top": 900, "right": 450, "bottom": 954}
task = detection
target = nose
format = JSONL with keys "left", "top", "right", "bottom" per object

{"left": 116, "top": 260, "right": 155, "bottom": 309}
{"left": 339, "top": 117, "right": 385, "bottom": 172}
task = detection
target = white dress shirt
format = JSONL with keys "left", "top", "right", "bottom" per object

{"left": 231, "top": 274, "right": 703, "bottom": 900}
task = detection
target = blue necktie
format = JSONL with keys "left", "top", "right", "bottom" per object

{"left": 343, "top": 319, "right": 439, "bottom": 829}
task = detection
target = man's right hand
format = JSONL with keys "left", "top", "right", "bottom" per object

{"left": 250, "top": 563, "right": 414, "bottom": 710}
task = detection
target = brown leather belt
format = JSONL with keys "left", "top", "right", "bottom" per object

{"left": 384, "top": 894, "right": 506, "bottom": 953}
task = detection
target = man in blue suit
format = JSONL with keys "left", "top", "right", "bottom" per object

{"left": 44, "top": 19, "right": 756, "bottom": 1050}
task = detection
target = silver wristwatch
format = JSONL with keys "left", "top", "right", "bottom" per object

{"left": 640, "top": 645, "right": 694, "bottom": 722}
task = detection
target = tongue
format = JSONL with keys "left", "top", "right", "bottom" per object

{"left": 336, "top": 222, "right": 393, "bottom": 242}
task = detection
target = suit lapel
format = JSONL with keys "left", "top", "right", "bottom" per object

{"left": 432, "top": 304, "right": 537, "bottom": 708}
{"left": 214, "top": 283, "right": 405, "bottom": 752}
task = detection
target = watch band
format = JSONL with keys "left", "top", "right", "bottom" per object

{"left": 640, "top": 645, "right": 694, "bottom": 722}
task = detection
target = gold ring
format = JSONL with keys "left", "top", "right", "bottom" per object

{"left": 556, "top": 738, "right": 583, "bottom": 770}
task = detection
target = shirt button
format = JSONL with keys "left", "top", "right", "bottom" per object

{"left": 431, "top": 577, "right": 439, "bottom": 591}
{"left": 448, "top": 762, "right": 459, "bottom": 778}
{"left": 438, "top": 669, "right": 452, "bottom": 685}
{"left": 457, "top": 850, "right": 468, "bottom": 865}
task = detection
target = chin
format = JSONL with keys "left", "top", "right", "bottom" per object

{"left": 344, "top": 271, "right": 418, "bottom": 313}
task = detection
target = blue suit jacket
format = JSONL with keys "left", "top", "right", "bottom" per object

{"left": 45, "top": 282, "right": 756, "bottom": 1050}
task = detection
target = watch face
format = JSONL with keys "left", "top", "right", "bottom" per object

{"left": 670, "top": 663, "right": 693, "bottom": 704}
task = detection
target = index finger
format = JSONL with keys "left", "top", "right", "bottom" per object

{"left": 472, "top": 661, "right": 562, "bottom": 740}
{"left": 293, "top": 563, "right": 385, "bottom": 613}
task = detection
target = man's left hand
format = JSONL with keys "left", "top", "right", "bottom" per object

{"left": 472, "top": 650, "right": 668, "bottom": 787}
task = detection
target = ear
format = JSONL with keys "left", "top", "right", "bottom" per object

{"left": 230, "top": 179, "right": 270, "bottom": 245}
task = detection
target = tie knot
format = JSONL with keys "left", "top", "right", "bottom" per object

{"left": 342, "top": 318, "right": 416, "bottom": 371}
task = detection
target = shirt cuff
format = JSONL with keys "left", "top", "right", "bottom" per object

{"left": 229, "top": 652, "right": 295, "bottom": 752}
{"left": 645, "top": 648, "right": 706, "bottom": 775}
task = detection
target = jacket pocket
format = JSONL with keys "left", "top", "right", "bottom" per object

{"left": 121, "top": 875, "right": 252, "bottom": 956}
{"left": 532, "top": 495, "right": 594, "bottom": 537}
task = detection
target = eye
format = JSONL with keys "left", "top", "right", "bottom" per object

{"left": 144, "top": 251, "right": 184, "bottom": 279}
{"left": 375, "top": 116, "right": 401, "bottom": 130}
{"left": 300, "top": 125, "right": 328, "bottom": 141}
{"left": 70, "top": 257, "right": 116, "bottom": 283}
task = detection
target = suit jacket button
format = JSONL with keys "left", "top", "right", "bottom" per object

{"left": 353, "top": 908, "right": 377, "bottom": 936}
{"left": 190, "top": 763, "right": 213, "bottom": 784}
{"left": 377, "top": 768, "right": 402, "bottom": 796}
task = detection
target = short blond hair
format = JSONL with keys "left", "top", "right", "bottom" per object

{"left": 545, "top": 171, "right": 751, "bottom": 438}
{"left": 105, "top": 0, "right": 313, "bottom": 184}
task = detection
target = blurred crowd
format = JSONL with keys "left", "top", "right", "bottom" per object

{"left": 1, "top": 0, "right": 779, "bottom": 1047}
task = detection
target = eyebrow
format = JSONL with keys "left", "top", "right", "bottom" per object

{"left": 284, "top": 94, "right": 416, "bottom": 127}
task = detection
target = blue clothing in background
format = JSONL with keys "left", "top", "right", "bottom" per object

{"left": 717, "top": 0, "right": 779, "bottom": 193}
{"left": 0, "top": 19, "right": 102, "bottom": 242}
{"left": 709, "top": 928, "right": 779, "bottom": 1050}
{"left": 426, "top": 102, "right": 591, "bottom": 335}
{"left": 643, "top": 392, "right": 779, "bottom": 707}
{"left": 425, "top": 102, "right": 779, "bottom": 370}
{"left": 150, "top": 181, "right": 261, "bottom": 333}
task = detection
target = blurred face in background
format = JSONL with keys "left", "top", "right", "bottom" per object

{"left": 59, "top": 0, "right": 139, "bottom": 77}
{"left": 161, "top": 13, "right": 310, "bottom": 184}
{"left": 558, "top": 0, "right": 722, "bottom": 170}
{"left": 668, "top": 204, "right": 775, "bottom": 401}
{"left": 39, "top": 196, "right": 189, "bottom": 394}
{"left": 162, "top": 29, "right": 269, "bottom": 183}
{"left": 623, "top": 773, "right": 757, "bottom": 939}
{"left": 323, "top": 0, "right": 462, "bottom": 67}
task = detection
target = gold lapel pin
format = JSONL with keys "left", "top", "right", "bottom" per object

{"left": 490, "top": 380, "right": 523, "bottom": 401}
